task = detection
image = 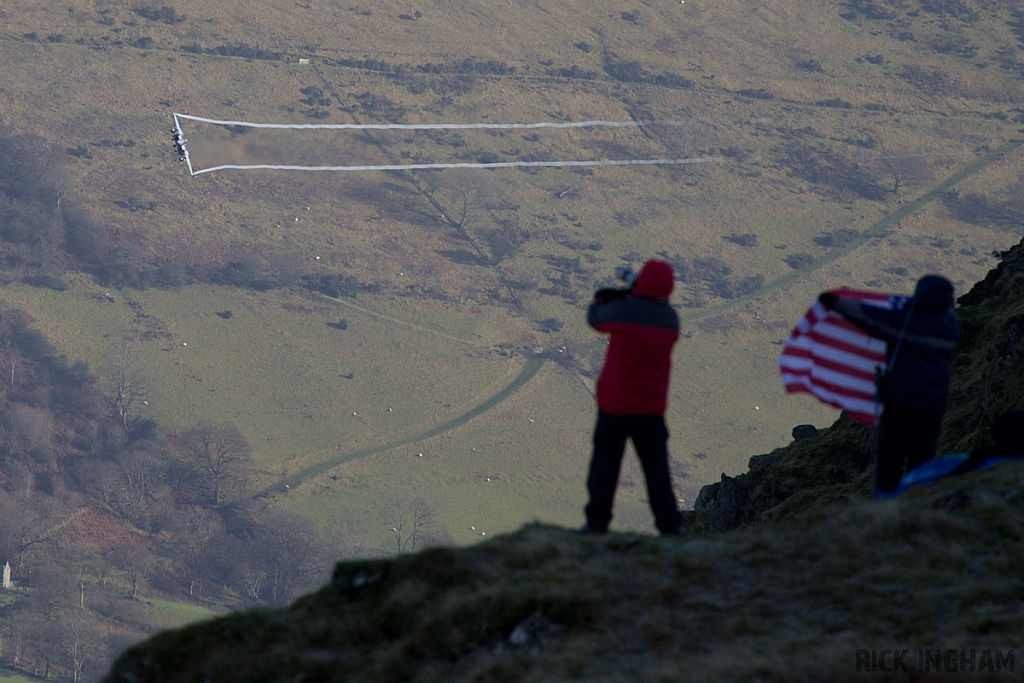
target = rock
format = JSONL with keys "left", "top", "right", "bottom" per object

{"left": 792, "top": 424, "right": 819, "bottom": 441}
{"left": 508, "top": 610, "right": 564, "bottom": 649}
{"left": 694, "top": 473, "right": 750, "bottom": 532}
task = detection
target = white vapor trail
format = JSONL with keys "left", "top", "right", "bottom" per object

{"left": 190, "top": 157, "right": 727, "bottom": 176}
{"left": 173, "top": 112, "right": 723, "bottom": 176}
{"left": 174, "top": 113, "right": 691, "bottom": 131}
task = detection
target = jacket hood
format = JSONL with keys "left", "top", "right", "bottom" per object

{"left": 633, "top": 260, "right": 674, "bottom": 299}
{"left": 913, "top": 274, "right": 955, "bottom": 312}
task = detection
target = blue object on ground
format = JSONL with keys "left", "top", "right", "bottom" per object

{"left": 875, "top": 452, "right": 1024, "bottom": 499}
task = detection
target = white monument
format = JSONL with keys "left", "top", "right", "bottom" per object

{"left": 2, "top": 561, "right": 10, "bottom": 589}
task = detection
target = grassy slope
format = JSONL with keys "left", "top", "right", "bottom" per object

{"left": 99, "top": 238, "right": 1024, "bottom": 683}
{"left": 1, "top": 0, "right": 1023, "bottom": 550}
{"left": 143, "top": 597, "right": 218, "bottom": 630}
{"left": 0, "top": 670, "right": 43, "bottom": 683}
{"left": 102, "top": 463, "right": 1024, "bottom": 683}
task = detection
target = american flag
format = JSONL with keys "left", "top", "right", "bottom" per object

{"left": 778, "top": 290, "right": 907, "bottom": 426}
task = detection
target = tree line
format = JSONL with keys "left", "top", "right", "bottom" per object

{"left": 0, "top": 312, "right": 346, "bottom": 682}
{"left": 0, "top": 303, "right": 449, "bottom": 680}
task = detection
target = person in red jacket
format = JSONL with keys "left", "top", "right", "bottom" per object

{"left": 582, "top": 259, "right": 683, "bottom": 536}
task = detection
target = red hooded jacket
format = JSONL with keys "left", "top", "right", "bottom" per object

{"left": 587, "top": 260, "right": 679, "bottom": 415}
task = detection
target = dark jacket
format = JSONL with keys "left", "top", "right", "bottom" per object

{"left": 588, "top": 260, "right": 679, "bottom": 415}
{"left": 829, "top": 275, "right": 961, "bottom": 410}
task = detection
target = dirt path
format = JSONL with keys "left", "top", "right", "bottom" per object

{"left": 678, "top": 138, "right": 1024, "bottom": 324}
{"left": 252, "top": 139, "right": 1022, "bottom": 500}
{"left": 251, "top": 355, "right": 546, "bottom": 499}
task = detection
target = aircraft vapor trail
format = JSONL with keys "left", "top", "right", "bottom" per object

{"left": 189, "top": 157, "right": 727, "bottom": 176}
{"left": 174, "top": 112, "right": 691, "bottom": 130}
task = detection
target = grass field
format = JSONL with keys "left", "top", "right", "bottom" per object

{"left": 0, "top": 669, "right": 43, "bottom": 683}
{"left": 1, "top": 0, "right": 1023, "bottom": 552}
{"left": 144, "top": 597, "right": 219, "bottom": 629}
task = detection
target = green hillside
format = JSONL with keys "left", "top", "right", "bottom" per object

{"left": 0, "top": 0, "right": 1022, "bottom": 680}
{"left": 98, "top": 227, "right": 1024, "bottom": 683}
{"left": 2, "top": 0, "right": 1022, "bottom": 547}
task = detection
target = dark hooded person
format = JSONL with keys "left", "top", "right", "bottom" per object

{"left": 819, "top": 275, "right": 962, "bottom": 494}
{"left": 582, "top": 259, "right": 683, "bottom": 535}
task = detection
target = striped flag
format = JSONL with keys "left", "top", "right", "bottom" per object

{"left": 778, "top": 290, "right": 908, "bottom": 426}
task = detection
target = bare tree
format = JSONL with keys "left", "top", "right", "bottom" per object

{"left": 32, "top": 616, "right": 65, "bottom": 680}
{"left": 56, "top": 542, "right": 102, "bottom": 610}
{"left": 33, "top": 563, "right": 75, "bottom": 621}
{"left": 106, "top": 333, "right": 154, "bottom": 432}
{"left": 60, "top": 606, "right": 106, "bottom": 683}
{"left": 113, "top": 446, "right": 171, "bottom": 528}
{"left": 110, "top": 541, "right": 154, "bottom": 599}
{"left": 323, "top": 513, "right": 378, "bottom": 561}
{"left": 34, "top": 165, "right": 69, "bottom": 268}
{"left": 1, "top": 607, "right": 33, "bottom": 669}
{"left": 421, "top": 169, "right": 493, "bottom": 231}
{"left": 173, "top": 509, "right": 226, "bottom": 598}
{"left": 241, "top": 509, "right": 326, "bottom": 604}
{"left": 0, "top": 490, "right": 66, "bottom": 568}
{"left": 386, "top": 495, "right": 447, "bottom": 555}
{"left": 5, "top": 403, "right": 55, "bottom": 469}
{"left": 237, "top": 564, "right": 264, "bottom": 602}
{"left": 878, "top": 155, "right": 935, "bottom": 195}
{"left": 179, "top": 421, "right": 253, "bottom": 506}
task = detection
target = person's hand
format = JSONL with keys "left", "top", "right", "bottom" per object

{"left": 818, "top": 292, "right": 837, "bottom": 309}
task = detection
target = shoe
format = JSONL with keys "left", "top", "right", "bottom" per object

{"left": 579, "top": 524, "right": 607, "bottom": 535}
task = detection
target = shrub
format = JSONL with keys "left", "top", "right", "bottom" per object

{"left": 737, "top": 88, "right": 774, "bottom": 100}
{"left": 537, "top": 318, "right": 564, "bottom": 333}
{"left": 604, "top": 59, "right": 692, "bottom": 88}
{"left": 723, "top": 233, "right": 758, "bottom": 248}
{"left": 817, "top": 98, "right": 852, "bottom": 109}
{"left": 22, "top": 271, "right": 68, "bottom": 291}
{"left": 796, "top": 58, "right": 824, "bottom": 72}
{"left": 547, "top": 66, "right": 601, "bottom": 80}
{"left": 133, "top": 5, "right": 185, "bottom": 24}
{"left": 814, "top": 229, "right": 861, "bottom": 248}
{"left": 785, "top": 253, "right": 815, "bottom": 269}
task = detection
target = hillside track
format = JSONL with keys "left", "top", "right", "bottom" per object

{"left": 679, "top": 137, "right": 1024, "bottom": 324}
{"left": 249, "top": 355, "right": 546, "bottom": 500}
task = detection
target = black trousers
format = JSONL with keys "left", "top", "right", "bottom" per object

{"left": 585, "top": 410, "right": 682, "bottom": 533}
{"left": 876, "top": 402, "right": 944, "bottom": 493}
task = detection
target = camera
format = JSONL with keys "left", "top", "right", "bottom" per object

{"left": 615, "top": 266, "right": 639, "bottom": 285}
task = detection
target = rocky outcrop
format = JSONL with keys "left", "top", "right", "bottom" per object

{"left": 791, "top": 424, "right": 819, "bottom": 441}
{"left": 692, "top": 235, "right": 1024, "bottom": 532}
{"left": 693, "top": 473, "right": 750, "bottom": 532}
{"left": 102, "top": 456, "right": 1024, "bottom": 683}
